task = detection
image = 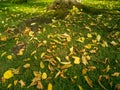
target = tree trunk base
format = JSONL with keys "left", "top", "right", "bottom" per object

{"left": 47, "top": 0, "right": 83, "bottom": 10}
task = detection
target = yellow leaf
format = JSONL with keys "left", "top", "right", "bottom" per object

{"left": 87, "top": 33, "right": 92, "bottom": 38}
{"left": 78, "top": 85, "right": 83, "bottom": 90}
{"left": 14, "top": 80, "right": 18, "bottom": 86}
{"left": 7, "top": 55, "right": 12, "bottom": 60}
{"left": 110, "top": 41, "right": 118, "bottom": 46}
{"left": 56, "top": 57, "right": 61, "bottom": 62}
{"left": 77, "top": 37, "right": 85, "bottom": 43}
{"left": 40, "top": 61, "right": 45, "bottom": 69}
{"left": 42, "top": 72, "right": 47, "bottom": 79}
{"left": 101, "top": 41, "right": 108, "bottom": 47}
{"left": 82, "top": 68, "right": 87, "bottom": 75}
{"left": 72, "top": 56, "right": 80, "bottom": 64}
{"left": 96, "top": 34, "right": 101, "bottom": 41}
{"left": 61, "top": 64, "right": 72, "bottom": 69}
{"left": 0, "top": 35, "right": 7, "bottom": 41}
{"left": 7, "top": 83, "right": 12, "bottom": 89}
{"left": 84, "top": 76, "right": 93, "bottom": 88}
{"left": 82, "top": 55, "right": 88, "bottom": 65}
{"left": 33, "top": 71, "right": 41, "bottom": 77}
{"left": 41, "top": 52, "right": 46, "bottom": 58}
{"left": 1, "top": 52, "right": 6, "bottom": 57}
{"left": 29, "top": 31, "right": 34, "bottom": 36}
{"left": 84, "top": 44, "right": 92, "bottom": 49}
{"left": 3, "top": 70, "right": 14, "bottom": 79}
{"left": 23, "top": 63, "right": 30, "bottom": 68}
{"left": 48, "top": 83, "right": 53, "bottom": 90}
{"left": 17, "top": 49, "right": 24, "bottom": 55}
{"left": 19, "top": 80, "right": 25, "bottom": 87}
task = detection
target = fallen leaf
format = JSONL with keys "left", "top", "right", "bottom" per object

{"left": 29, "top": 31, "right": 34, "bottom": 37}
{"left": 78, "top": 85, "right": 83, "bottom": 90}
{"left": 7, "top": 55, "right": 13, "bottom": 60}
{"left": 115, "top": 84, "right": 120, "bottom": 90}
{"left": 84, "top": 44, "right": 92, "bottom": 49}
{"left": 7, "top": 83, "right": 12, "bottom": 89}
{"left": 56, "top": 57, "right": 61, "bottom": 62}
{"left": 37, "top": 81, "right": 44, "bottom": 89}
{"left": 77, "top": 37, "right": 85, "bottom": 43}
{"left": 84, "top": 76, "right": 93, "bottom": 88}
{"left": 48, "top": 83, "right": 53, "bottom": 90}
{"left": 82, "top": 68, "right": 87, "bottom": 75}
{"left": 23, "top": 63, "right": 30, "bottom": 68}
{"left": 19, "top": 80, "right": 25, "bottom": 87}
{"left": 101, "top": 41, "right": 108, "bottom": 47}
{"left": 87, "top": 33, "right": 92, "bottom": 38}
{"left": 60, "top": 64, "right": 72, "bottom": 69}
{"left": 110, "top": 41, "right": 118, "bottom": 46}
{"left": 14, "top": 80, "right": 18, "bottom": 86}
{"left": 1, "top": 52, "right": 6, "bottom": 57}
{"left": 88, "top": 66, "right": 96, "bottom": 71}
{"left": 17, "top": 48, "right": 24, "bottom": 56}
{"left": 82, "top": 55, "right": 88, "bottom": 65}
{"left": 72, "top": 56, "right": 81, "bottom": 64}
{"left": 0, "top": 35, "right": 7, "bottom": 41}
{"left": 41, "top": 52, "right": 46, "bottom": 58}
{"left": 111, "top": 72, "right": 120, "bottom": 77}
{"left": 3, "top": 70, "right": 14, "bottom": 79}
{"left": 40, "top": 61, "right": 45, "bottom": 69}
{"left": 60, "top": 62, "right": 71, "bottom": 64}
{"left": 96, "top": 34, "right": 101, "bottom": 41}
{"left": 42, "top": 72, "right": 47, "bottom": 79}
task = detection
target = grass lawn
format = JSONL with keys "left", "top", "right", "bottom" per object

{"left": 0, "top": 0, "right": 120, "bottom": 90}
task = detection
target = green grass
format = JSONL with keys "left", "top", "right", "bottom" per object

{"left": 0, "top": 0, "right": 120, "bottom": 90}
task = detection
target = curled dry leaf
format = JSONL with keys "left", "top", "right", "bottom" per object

{"left": 82, "top": 68, "right": 87, "bottom": 75}
{"left": 60, "top": 64, "right": 72, "bottom": 69}
{"left": 7, "top": 83, "right": 12, "bottom": 89}
{"left": 1, "top": 52, "right": 7, "bottom": 57}
{"left": 19, "top": 80, "right": 25, "bottom": 87}
{"left": 17, "top": 48, "right": 25, "bottom": 56}
{"left": 84, "top": 76, "right": 93, "bottom": 88}
{"left": 82, "top": 55, "right": 88, "bottom": 65}
{"left": 111, "top": 72, "right": 120, "bottom": 77}
{"left": 72, "top": 56, "right": 81, "bottom": 64}
{"left": 110, "top": 41, "right": 118, "bottom": 46}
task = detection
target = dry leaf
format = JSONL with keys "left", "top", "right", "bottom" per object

{"left": 88, "top": 66, "right": 96, "bottom": 71}
{"left": 41, "top": 52, "right": 46, "bottom": 58}
{"left": 29, "top": 31, "right": 34, "bottom": 36}
{"left": 14, "top": 80, "right": 18, "bottom": 86}
{"left": 70, "top": 46, "right": 74, "bottom": 55}
{"left": 77, "top": 37, "right": 85, "bottom": 43}
{"left": 23, "top": 63, "right": 30, "bottom": 68}
{"left": 42, "top": 72, "right": 47, "bottom": 79}
{"left": 82, "top": 68, "right": 87, "bottom": 75}
{"left": 37, "top": 81, "right": 44, "bottom": 89}
{"left": 72, "top": 56, "right": 81, "bottom": 64}
{"left": 110, "top": 41, "right": 118, "bottom": 46}
{"left": 48, "top": 83, "right": 53, "bottom": 90}
{"left": 87, "top": 33, "right": 92, "bottom": 38}
{"left": 19, "top": 80, "right": 25, "bottom": 87}
{"left": 55, "top": 71, "right": 61, "bottom": 78}
{"left": 101, "top": 41, "right": 108, "bottom": 47}
{"left": 7, "top": 55, "right": 13, "bottom": 60}
{"left": 0, "top": 35, "right": 7, "bottom": 41}
{"left": 7, "top": 83, "right": 12, "bottom": 89}
{"left": 82, "top": 55, "right": 88, "bottom": 65}
{"left": 84, "top": 44, "right": 92, "bottom": 49}
{"left": 111, "top": 72, "right": 120, "bottom": 77}
{"left": 96, "top": 34, "right": 101, "bottom": 41}
{"left": 115, "top": 84, "right": 120, "bottom": 90}
{"left": 56, "top": 57, "right": 61, "bottom": 62}
{"left": 60, "top": 64, "right": 72, "bottom": 69}
{"left": 3, "top": 70, "right": 14, "bottom": 79}
{"left": 17, "top": 48, "right": 24, "bottom": 55}
{"left": 84, "top": 76, "right": 93, "bottom": 88}
{"left": 40, "top": 61, "right": 45, "bottom": 69}
{"left": 60, "top": 62, "right": 71, "bottom": 64}
{"left": 78, "top": 85, "right": 83, "bottom": 90}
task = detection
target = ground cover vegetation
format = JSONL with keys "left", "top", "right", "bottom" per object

{"left": 0, "top": 0, "right": 120, "bottom": 90}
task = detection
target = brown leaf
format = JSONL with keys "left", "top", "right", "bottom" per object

{"left": 115, "top": 84, "right": 120, "bottom": 90}
{"left": 37, "top": 81, "right": 44, "bottom": 89}
{"left": 84, "top": 76, "right": 93, "bottom": 88}
{"left": 82, "top": 68, "right": 87, "bottom": 75}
